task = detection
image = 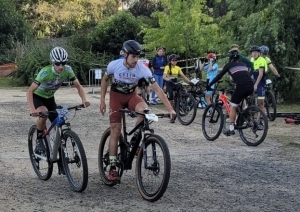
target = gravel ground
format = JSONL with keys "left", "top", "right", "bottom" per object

{"left": 0, "top": 86, "right": 299, "bottom": 212}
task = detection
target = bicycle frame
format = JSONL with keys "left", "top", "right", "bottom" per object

{"left": 120, "top": 109, "right": 161, "bottom": 170}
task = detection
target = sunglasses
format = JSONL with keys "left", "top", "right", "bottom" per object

{"left": 54, "top": 62, "right": 67, "bottom": 66}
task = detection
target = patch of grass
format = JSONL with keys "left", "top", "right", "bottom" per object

{"left": 0, "top": 77, "right": 22, "bottom": 88}
{"left": 277, "top": 103, "right": 300, "bottom": 113}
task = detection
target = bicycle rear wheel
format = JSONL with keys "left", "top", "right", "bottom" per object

{"left": 237, "top": 105, "right": 268, "bottom": 146}
{"left": 136, "top": 134, "right": 171, "bottom": 202}
{"left": 202, "top": 104, "right": 224, "bottom": 141}
{"left": 61, "top": 130, "right": 88, "bottom": 192}
{"left": 265, "top": 91, "right": 277, "bottom": 121}
{"left": 28, "top": 125, "right": 53, "bottom": 180}
{"left": 98, "top": 128, "right": 125, "bottom": 186}
{"left": 176, "top": 93, "right": 197, "bottom": 125}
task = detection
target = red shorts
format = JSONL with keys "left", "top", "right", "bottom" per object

{"left": 109, "top": 91, "right": 144, "bottom": 123}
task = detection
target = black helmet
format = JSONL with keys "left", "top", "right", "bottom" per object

{"left": 250, "top": 45, "right": 261, "bottom": 52}
{"left": 168, "top": 54, "right": 178, "bottom": 62}
{"left": 228, "top": 50, "right": 239, "bottom": 60}
{"left": 122, "top": 40, "right": 142, "bottom": 55}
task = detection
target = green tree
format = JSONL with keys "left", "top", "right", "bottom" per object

{"left": 0, "top": 0, "right": 32, "bottom": 63}
{"left": 143, "top": 0, "right": 221, "bottom": 60}
{"left": 89, "top": 11, "right": 143, "bottom": 57}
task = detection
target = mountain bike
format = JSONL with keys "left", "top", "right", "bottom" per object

{"left": 28, "top": 104, "right": 88, "bottom": 192}
{"left": 247, "top": 79, "right": 277, "bottom": 121}
{"left": 98, "top": 109, "right": 171, "bottom": 202}
{"left": 173, "top": 83, "right": 197, "bottom": 125}
{"left": 202, "top": 87, "right": 268, "bottom": 146}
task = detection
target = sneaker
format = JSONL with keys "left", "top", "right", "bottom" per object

{"left": 170, "top": 118, "right": 175, "bottom": 123}
{"left": 223, "top": 129, "right": 235, "bottom": 136}
{"left": 35, "top": 139, "right": 46, "bottom": 153}
{"left": 151, "top": 100, "right": 157, "bottom": 105}
{"left": 108, "top": 169, "right": 120, "bottom": 182}
{"left": 156, "top": 98, "right": 162, "bottom": 103}
{"left": 257, "top": 118, "right": 264, "bottom": 130}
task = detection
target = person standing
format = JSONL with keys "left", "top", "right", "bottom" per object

{"left": 151, "top": 46, "right": 167, "bottom": 104}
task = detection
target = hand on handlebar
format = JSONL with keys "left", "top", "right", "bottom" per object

{"left": 82, "top": 101, "right": 90, "bottom": 108}
{"left": 206, "top": 84, "right": 213, "bottom": 91}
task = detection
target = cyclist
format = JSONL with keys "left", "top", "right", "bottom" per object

{"left": 163, "top": 54, "right": 193, "bottom": 123}
{"left": 207, "top": 50, "right": 254, "bottom": 135}
{"left": 26, "top": 47, "right": 90, "bottom": 153}
{"left": 100, "top": 40, "right": 176, "bottom": 182}
{"left": 230, "top": 44, "right": 254, "bottom": 74}
{"left": 259, "top": 45, "right": 280, "bottom": 78}
{"left": 250, "top": 45, "right": 268, "bottom": 114}
{"left": 151, "top": 46, "right": 167, "bottom": 104}
{"left": 200, "top": 52, "right": 219, "bottom": 109}
{"left": 137, "top": 51, "right": 151, "bottom": 104}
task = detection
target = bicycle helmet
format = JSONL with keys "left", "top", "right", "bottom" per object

{"left": 168, "top": 54, "right": 178, "bottom": 61}
{"left": 259, "top": 45, "right": 269, "bottom": 54}
{"left": 50, "top": 47, "right": 68, "bottom": 62}
{"left": 228, "top": 50, "right": 240, "bottom": 60}
{"left": 206, "top": 53, "right": 216, "bottom": 59}
{"left": 122, "top": 40, "right": 142, "bottom": 55}
{"left": 250, "top": 45, "right": 261, "bottom": 52}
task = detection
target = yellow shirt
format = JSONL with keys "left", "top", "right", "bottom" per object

{"left": 251, "top": 56, "right": 268, "bottom": 72}
{"left": 164, "top": 65, "right": 182, "bottom": 79}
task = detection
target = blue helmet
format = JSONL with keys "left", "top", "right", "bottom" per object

{"left": 260, "top": 45, "right": 269, "bottom": 54}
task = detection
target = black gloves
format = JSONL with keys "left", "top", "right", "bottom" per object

{"left": 168, "top": 80, "right": 175, "bottom": 85}
{"left": 206, "top": 84, "right": 213, "bottom": 91}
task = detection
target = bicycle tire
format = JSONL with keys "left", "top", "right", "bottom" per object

{"left": 201, "top": 104, "right": 224, "bottom": 141}
{"left": 176, "top": 93, "right": 197, "bottom": 125}
{"left": 265, "top": 91, "right": 277, "bottom": 121}
{"left": 61, "top": 130, "right": 88, "bottom": 192}
{"left": 98, "top": 127, "right": 124, "bottom": 186}
{"left": 136, "top": 134, "right": 171, "bottom": 202}
{"left": 28, "top": 125, "right": 53, "bottom": 180}
{"left": 237, "top": 105, "right": 268, "bottom": 146}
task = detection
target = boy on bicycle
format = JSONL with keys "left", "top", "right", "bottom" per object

{"left": 100, "top": 40, "right": 176, "bottom": 182}
{"left": 27, "top": 47, "right": 90, "bottom": 153}
{"left": 207, "top": 50, "right": 254, "bottom": 135}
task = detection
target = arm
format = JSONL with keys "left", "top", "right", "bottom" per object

{"left": 73, "top": 79, "right": 89, "bottom": 107}
{"left": 26, "top": 82, "right": 39, "bottom": 115}
{"left": 179, "top": 72, "right": 191, "bottom": 84}
{"left": 100, "top": 74, "right": 110, "bottom": 115}
{"left": 151, "top": 82, "right": 173, "bottom": 112}
{"left": 268, "top": 64, "right": 280, "bottom": 77}
{"left": 254, "top": 68, "right": 264, "bottom": 89}
{"left": 208, "top": 67, "right": 227, "bottom": 86}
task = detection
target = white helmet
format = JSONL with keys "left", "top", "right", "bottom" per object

{"left": 50, "top": 47, "right": 68, "bottom": 62}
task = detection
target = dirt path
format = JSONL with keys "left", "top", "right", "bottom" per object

{"left": 0, "top": 87, "right": 299, "bottom": 212}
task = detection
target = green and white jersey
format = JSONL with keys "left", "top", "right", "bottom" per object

{"left": 34, "top": 65, "right": 76, "bottom": 98}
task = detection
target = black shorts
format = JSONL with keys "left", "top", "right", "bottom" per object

{"left": 231, "top": 84, "right": 254, "bottom": 105}
{"left": 33, "top": 93, "right": 57, "bottom": 122}
{"left": 137, "top": 78, "right": 149, "bottom": 87}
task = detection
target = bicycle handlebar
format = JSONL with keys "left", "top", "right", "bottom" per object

{"left": 30, "top": 104, "right": 85, "bottom": 117}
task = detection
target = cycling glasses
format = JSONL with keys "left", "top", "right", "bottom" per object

{"left": 54, "top": 62, "right": 67, "bottom": 66}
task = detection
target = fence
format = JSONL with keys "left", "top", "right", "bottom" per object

{"left": 88, "top": 68, "right": 103, "bottom": 93}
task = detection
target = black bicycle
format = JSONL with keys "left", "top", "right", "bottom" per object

{"left": 28, "top": 104, "right": 88, "bottom": 192}
{"left": 247, "top": 79, "right": 277, "bottom": 121}
{"left": 173, "top": 83, "right": 197, "bottom": 125}
{"left": 98, "top": 109, "right": 171, "bottom": 202}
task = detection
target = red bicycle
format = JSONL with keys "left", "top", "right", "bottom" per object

{"left": 201, "top": 85, "right": 269, "bottom": 146}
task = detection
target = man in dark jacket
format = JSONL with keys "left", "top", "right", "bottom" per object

{"left": 151, "top": 46, "right": 167, "bottom": 104}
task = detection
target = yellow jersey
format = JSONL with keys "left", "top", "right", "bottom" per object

{"left": 164, "top": 65, "right": 182, "bottom": 79}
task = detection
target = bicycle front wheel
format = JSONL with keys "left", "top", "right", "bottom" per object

{"left": 202, "top": 104, "right": 224, "bottom": 141}
{"left": 98, "top": 128, "right": 125, "bottom": 186}
{"left": 28, "top": 125, "right": 53, "bottom": 180}
{"left": 237, "top": 106, "right": 268, "bottom": 146}
{"left": 61, "top": 130, "right": 88, "bottom": 192}
{"left": 176, "top": 93, "right": 197, "bottom": 125}
{"left": 265, "top": 91, "right": 277, "bottom": 121}
{"left": 136, "top": 134, "right": 171, "bottom": 202}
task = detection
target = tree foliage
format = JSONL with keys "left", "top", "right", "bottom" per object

{"left": 143, "top": 0, "right": 221, "bottom": 59}
{"left": 89, "top": 11, "right": 143, "bottom": 57}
